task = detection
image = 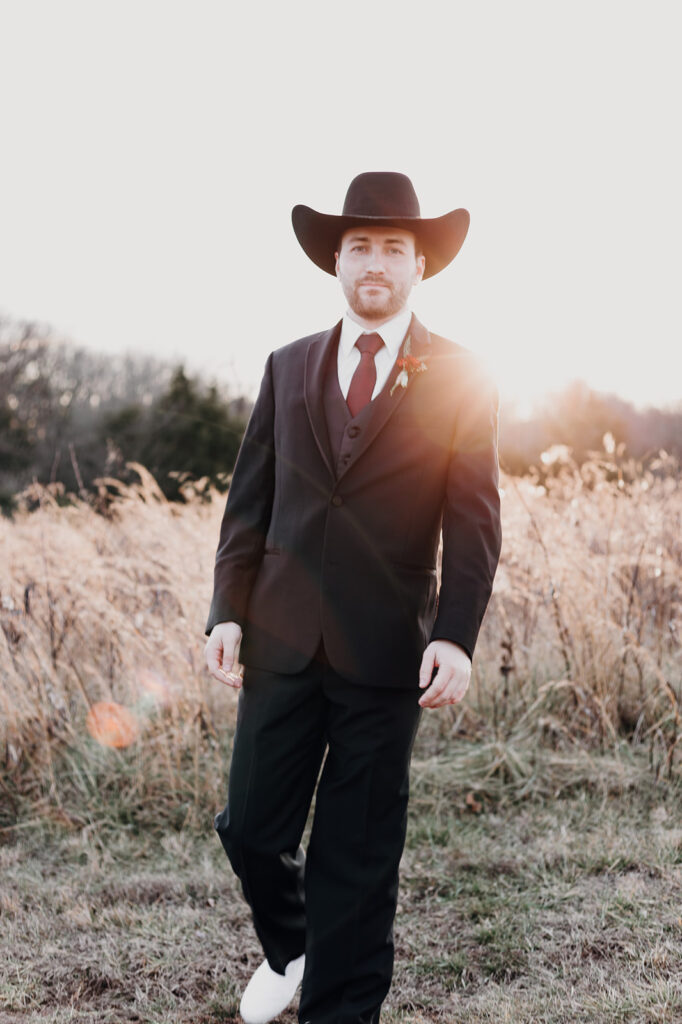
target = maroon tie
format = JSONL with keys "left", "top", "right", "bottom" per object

{"left": 346, "top": 333, "right": 384, "bottom": 417}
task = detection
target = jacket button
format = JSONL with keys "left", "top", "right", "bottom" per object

{"left": 331, "top": 495, "right": 343, "bottom": 507}
{"left": 348, "top": 425, "right": 361, "bottom": 438}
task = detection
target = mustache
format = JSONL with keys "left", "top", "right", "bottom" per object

{"left": 359, "top": 278, "right": 391, "bottom": 286}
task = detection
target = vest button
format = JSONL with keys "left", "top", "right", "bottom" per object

{"left": 348, "top": 425, "right": 361, "bottom": 438}
{"left": 331, "top": 495, "right": 343, "bottom": 507}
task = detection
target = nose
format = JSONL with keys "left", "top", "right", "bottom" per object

{"left": 366, "top": 247, "right": 386, "bottom": 273}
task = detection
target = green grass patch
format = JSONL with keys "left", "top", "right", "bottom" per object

{"left": 2, "top": 742, "right": 681, "bottom": 1023}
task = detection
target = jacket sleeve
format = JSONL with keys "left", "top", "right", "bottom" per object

{"left": 205, "top": 352, "right": 276, "bottom": 635}
{"left": 429, "top": 358, "right": 502, "bottom": 660}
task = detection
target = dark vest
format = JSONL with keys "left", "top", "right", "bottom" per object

{"left": 323, "top": 344, "right": 378, "bottom": 476}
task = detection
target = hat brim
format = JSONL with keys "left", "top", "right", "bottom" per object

{"left": 291, "top": 206, "right": 470, "bottom": 280}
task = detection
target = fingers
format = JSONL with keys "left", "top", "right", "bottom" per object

{"left": 419, "top": 646, "right": 437, "bottom": 689}
{"left": 418, "top": 640, "right": 472, "bottom": 709}
{"left": 419, "top": 668, "right": 471, "bottom": 708}
{"left": 205, "top": 636, "right": 243, "bottom": 688}
{"left": 220, "top": 667, "right": 244, "bottom": 689}
{"left": 418, "top": 665, "right": 455, "bottom": 708}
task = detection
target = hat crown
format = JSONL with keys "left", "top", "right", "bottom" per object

{"left": 341, "top": 172, "right": 421, "bottom": 219}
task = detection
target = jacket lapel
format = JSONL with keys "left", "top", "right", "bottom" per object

{"left": 335, "top": 313, "right": 432, "bottom": 482}
{"left": 304, "top": 320, "right": 341, "bottom": 480}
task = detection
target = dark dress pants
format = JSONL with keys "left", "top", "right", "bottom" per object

{"left": 213, "top": 640, "right": 423, "bottom": 1024}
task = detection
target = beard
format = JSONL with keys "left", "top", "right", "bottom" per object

{"left": 343, "top": 276, "right": 412, "bottom": 322}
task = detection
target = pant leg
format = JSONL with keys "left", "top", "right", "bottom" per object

{"left": 214, "top": 655, "right": 328, "bottom": 974}
{"left": 298, "top": 664, "right": 423, "bottom": 1024}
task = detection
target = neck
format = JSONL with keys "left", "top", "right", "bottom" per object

{"left": 346, "top": 305, "right": 409, "bottom": 331}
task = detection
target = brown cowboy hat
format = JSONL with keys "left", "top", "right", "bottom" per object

{"left": 291, "top": 171, "right": 470, "bottom": 280}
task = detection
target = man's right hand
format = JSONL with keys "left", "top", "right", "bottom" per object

{"left": 205, "top": 622, "right": 243, "bottom": 688}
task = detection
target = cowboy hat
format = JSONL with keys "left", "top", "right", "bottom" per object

{"left": 291, "top": 171, "right": 470, "bottom": 280}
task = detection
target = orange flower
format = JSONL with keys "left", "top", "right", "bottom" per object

{"left": 397, "top": 355, "right": 424, "bottom": 371}
{"left": 390, "top": 335, "right": 428, "bottom": 396}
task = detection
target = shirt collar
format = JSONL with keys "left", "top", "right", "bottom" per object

{"left": 339, "top": 306, "right": 413, "bottom": 359}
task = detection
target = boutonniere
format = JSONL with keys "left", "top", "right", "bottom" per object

{"left": 390, "top": 334, "right": 428, "bottom": 396}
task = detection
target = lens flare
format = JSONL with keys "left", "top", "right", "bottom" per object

{"left": 86, "top": 701, "right": 139, "bottom": 748}
{"left": 136, "top": 668, "right": 172, "bottom": 705}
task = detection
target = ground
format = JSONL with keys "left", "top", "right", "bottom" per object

{"left": 1, "top": 755, "right": 681, "bottom": 1024}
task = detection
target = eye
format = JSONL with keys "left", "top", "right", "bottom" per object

{"left": 351, "top": 245, "right": 367, "bottom": 253}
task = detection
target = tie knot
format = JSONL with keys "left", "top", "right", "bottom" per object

{"left": 355, "top": 332, "right": 384, "bottom": 358}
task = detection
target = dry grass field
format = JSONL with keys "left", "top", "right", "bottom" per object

{"left": 1, "top": 447, "right": 681, "bottom": 1023}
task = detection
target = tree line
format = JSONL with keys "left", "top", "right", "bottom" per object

{"left": 0, "top": 317, "right": 248, "bottom": 514}
{"left": 500, "top": 379, "right": 682, "bottom": 478}
{"left": 1, "top": 315, "right": 680, "bottom": 515}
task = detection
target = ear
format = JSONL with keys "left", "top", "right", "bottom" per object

{"left": 414, "top": 253, "right": 426, "bottom": 284}
{"left": 334, "top": 251, "right": 340, "bottom": 277}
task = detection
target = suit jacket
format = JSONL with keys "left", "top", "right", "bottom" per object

{"left": 205, "top": 314, "right": 502, "bottom": 689}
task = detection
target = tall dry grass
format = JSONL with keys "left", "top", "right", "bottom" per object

{"left": 0, "top": 448, "right": 680, "bottom": 833}
{"left": 0, "top": 465, "right": 233, "bottom": 832}
{"left": 472, "top": 445, "right": 681, "bottom": 780}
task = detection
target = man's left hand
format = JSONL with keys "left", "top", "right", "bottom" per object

{"left": 418, "top": 640, "right": 472, "bottom": 708}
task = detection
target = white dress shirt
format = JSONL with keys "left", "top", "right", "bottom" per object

{"left": 337, "top": 307, "right": 413, "bottom": 401}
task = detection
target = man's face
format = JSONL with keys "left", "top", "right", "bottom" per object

{"left": 335, "top": 226, "right": 425, "bottom": 323}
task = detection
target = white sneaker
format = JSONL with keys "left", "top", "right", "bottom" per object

{"left": 239, "top": 952, "right": 305, "bottom": 1024}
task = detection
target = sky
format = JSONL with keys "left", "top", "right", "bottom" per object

{"left": 1, "top": 0, "right": 680, "bottom": 414}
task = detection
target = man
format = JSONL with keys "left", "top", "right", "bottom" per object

{"left": 204, "top": 171, "right": 502, "bottom": 1024}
